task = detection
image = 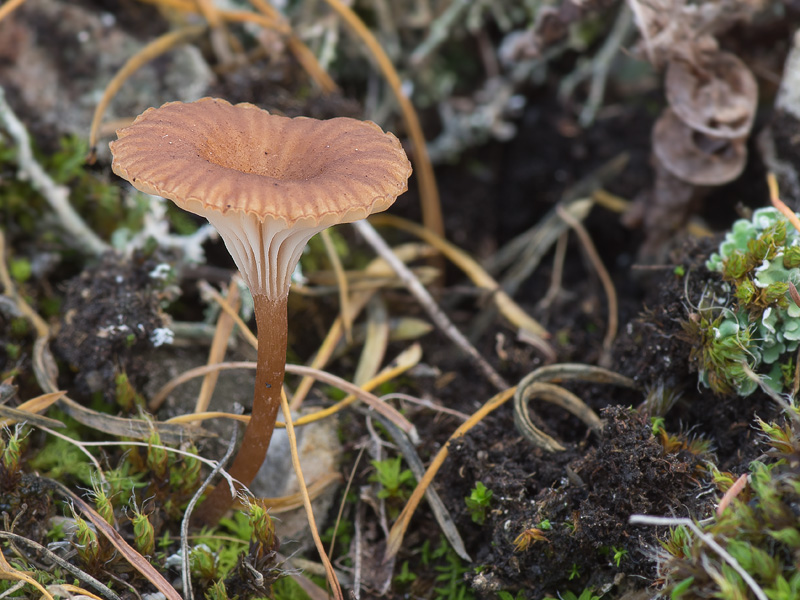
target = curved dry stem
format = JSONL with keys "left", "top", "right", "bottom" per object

{"left": 321, "top": 228, "right": 352, "bottom": 341}
{"left": 556, "top": 205, "right": 618, "bottom": 364}
{"left": 512, "top": 363, "right": 636, "bottom": 452}
{"left": 512, "top": 381, "right": 602, "bottom": 452}
{"left": 279, "top": 393, "right": 343, "bottom": 599}
{"left": 89, "top": 25, "right": 207, "bottom": 149}
{"left": 321, "top": 0, "right": 443, "bottom": 237}
{"left": 152, "top": 351, "right": 420, "bottom": 436}
{"left": 0, "top": 0, "right": 27, "bottom": 24}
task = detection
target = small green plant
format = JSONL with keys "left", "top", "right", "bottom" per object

{"left": 115, "top": 372, "right": 145, "bottom": 412}
{"left": 9, "top": 258, "right": 31, "bottom": 283}
{"left": 394, "top": 560, "right": 417, "bottom": 585}
{"left": 371, "top": 456, "right": 415, "bottom": 518}
{"left": 129, "top": 500, "right": 155, "bottom": 557}
{"left": 73, "top": 515, "right": 100, "bottom": 568}
{"left": 695, "top": 207, "right": 800, "bottom": 395}
{"left": 567, "top": 563, "right": 581, "bottom": 581}
{"left": 657, "top": 404, "right": 800, "bottom": 598}
{"left": 464, "top": 481, "right": 493, "bottom": 525}
{"left": 205, "top": 580, "right": 231, "bottom": 600}
{"left": 611, "top": 546, "right": 628, "bottom": 567}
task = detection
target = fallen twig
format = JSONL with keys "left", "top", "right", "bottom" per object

{"left": 0, "top": 530, "right": 122, "bottom": 600}
{"left": 353, "top": 219, "right": 508, "bottom": 391}
{"left": 182, "top": 427, "right": 239, "bottom": 600}
{"left": 629, "top": 514, "right": 767, "bottom": 600}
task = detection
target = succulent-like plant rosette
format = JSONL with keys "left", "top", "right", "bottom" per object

{"left": 700, "top": 207, "right": 800, "bottom": 395}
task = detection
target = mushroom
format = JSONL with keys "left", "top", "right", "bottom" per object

{"left": 652, "top": 107, "right": 747, "bottom": 186}
{"left": 110, "top": 98, "right": 412, "bottom": 523}
{"left": 665, "top": 51, "right": 757, "bottom": 140}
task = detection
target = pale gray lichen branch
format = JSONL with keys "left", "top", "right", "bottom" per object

{"left": 0, "top": 86, "right": 110, "bottom": 256}
{"left": 629, "top": 514, "right": 768, "bottom": 600}
{"left": 115, "top": 193, "right": 217, "bottom": 264}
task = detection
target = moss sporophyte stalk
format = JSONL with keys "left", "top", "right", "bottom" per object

{"left": 692, "top": 207, "right": 800, "bottom": 396}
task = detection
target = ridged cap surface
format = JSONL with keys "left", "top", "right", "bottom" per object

{"left": 110, "top": 97, "right": 412, "bottom": 228}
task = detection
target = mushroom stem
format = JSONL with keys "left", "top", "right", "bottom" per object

{"left": 194, "top": 293, "right": 288, "bottom": 525}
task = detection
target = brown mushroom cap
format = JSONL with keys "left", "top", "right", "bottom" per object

{"left": 665, "top": 51, "right": 757, "bottom": 140}
{"left": 652, "top": 108, "right": 747, "bottom": 186}
{"left": 110, "top": 97, "right": 412, "bottom": 230}
{"left": 110, "top": 98, "right": 412, "bottom": 298}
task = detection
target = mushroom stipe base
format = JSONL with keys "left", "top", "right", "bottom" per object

{"left": 194, "top": 294, "right": 288, "bottom": 525}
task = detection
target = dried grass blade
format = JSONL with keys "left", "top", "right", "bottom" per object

{"left": 556, "top": 204, "right": 618, "bottom": 364}
{"left": 321, "top": 228, "right": 353, "bottom": 342}
{"left": 198, "top": 280, "right": 258, "bottom": 350}
{"left": 237, "top": 472, "right": 343, "bottom": 514}
{"left": 385, "top": 386, "right": 517, "bottom": 560}
{"left": 353, "top": 295, "right": 389, "bottom": 386}
{"left": 354, "top": 219, "right": 508, "bottom": 390}
{"left": 0, "top": 0, "right": 27, "bottom": 24}
{"left": 59, "top": 395, "right": 214, "bottom": 443}
{"left": 195, "top": 280, "right": 241, "bottom": 414}
{"left": 50, "top": 584, "right": 105, "bottom": 600}
{"left": 0, "top": 403, "right": 64, "bottom": 429}
{"left": 290, "top": 243, "right": 431, "bottom": 410}
{"left": 287, "top": 364, "right": 417, "bottom": 439}
{"left": 369, "top": 214, "right": 552, "bottom": 342}
{"left": 369, "top": 411, "right": 470, "bottom": 561}
{"left": 0, "top": 390, "right": 65, "bottom": 427}
{"left": 0, "top": 548, "right": 54, "bottom": 600}
{"left": 89, "top": 25, "right": 207, "bottom": 149}
{"left": 279, "top": 393, "right": 343, "bottom": 600}
{"left": 159, "top": 344, "right": 422, "bottom": 431}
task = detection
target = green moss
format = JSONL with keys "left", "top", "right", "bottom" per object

{"left": 658, "top": 406, "right": 800, "bottom": 598}
{"left": 692, "top": 207, "right": 800, "bottom": 395}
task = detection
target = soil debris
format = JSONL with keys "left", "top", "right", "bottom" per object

{"left": 458, "top": 406, "right": 711, "bottom": 598}
{"left": 53, "top": 251, "right": 174, "bottom": 403}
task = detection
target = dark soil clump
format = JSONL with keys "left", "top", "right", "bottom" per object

{"left": 53, "top": 251, "right": 172, "bottom": 403}
{"left": 455, "top": 406, "right": 711, "bottom": 598}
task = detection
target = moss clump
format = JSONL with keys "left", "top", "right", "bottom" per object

{"left": 657, "top": 406, "right": 800, "bottom": 599}
{"left": 694, "top": 207, "right": 800, "bottom": 395}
